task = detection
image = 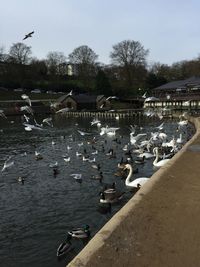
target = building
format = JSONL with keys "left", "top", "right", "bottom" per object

{"left": 57, "top": 94, "right": 110, "bottom": 111}
{"left": 144, "top": 76, "right": 200, "bottom": 111}
{"left": 152, "top": 76, "right": 200, "bottom": 97}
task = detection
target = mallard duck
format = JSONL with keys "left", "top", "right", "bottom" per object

{"left": 91, "top": 171, "right": 103, "bottom": 182}
{"left": 99, "top": 191, "right": 124, "bottom": 204}
{"left": 35, "top": 151, "right": 43, "bottom": 160}
{"left": 68, "top": 225, "right": 90, "bottom": 239}
{"left": 56, "top": 234, "right": 72, "bottom": 258}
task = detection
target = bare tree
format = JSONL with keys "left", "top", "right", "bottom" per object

{"left": 9, "top": 42, "right": 32, "bottom": 64}
{"left": 110, "top": 40, "right": 149, "bottom": 90}
{"left": 68, "top": 45, "right": 98, "bottom": 65}
{"left": 68, "top": 45, "right": 98, "bottom": 89}
{"left": 46, "top": 51, "right": 67, "bottom": 76}
{"left": 0, "top": 46, "right": 7, "bottom": 62}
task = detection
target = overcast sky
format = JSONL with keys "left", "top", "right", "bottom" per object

{"left": 1, "top": 0, "right": 200, "bottom": 66}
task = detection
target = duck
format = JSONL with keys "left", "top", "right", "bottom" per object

{"left": 153, "top": 147, "right": 170, "bottom": 167}
{"left": 99, "top": 190, "right": 124, "bottom": 204}
{"left": 56, "top": 234, "right": 72, "bottom": 258}
{"left": 123, "top": 164, "right": 149, "bottom": 189}
{"left": 35, "top": 151, "right": 43, "bottom": 160}
{"left": 68, "top": 225, "right": 90, "bottom": 239}
{"left": 134, "top": 155, "right": 145, "bottom": 164}
{"left": 91, "top": 171, "right": 103, "bottom": 182}
{"left": 17, "top": 176, "right": 25, "bottom": 184}
{"left": 97, "top": 202, "right": 111, "bottom": 214}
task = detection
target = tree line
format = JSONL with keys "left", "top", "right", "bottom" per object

{"left": 0, "top": 41, "right": 200, "bottom": 97}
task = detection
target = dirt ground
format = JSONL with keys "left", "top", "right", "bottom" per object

{"left": 68, "top": 118, "right": 200, "bottom": 267}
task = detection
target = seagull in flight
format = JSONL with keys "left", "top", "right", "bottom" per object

{"left": 106, "top": 96, "right": 118, "bottom": 101}
{"left": 23, "top": 31, "right": 34, "bottom": 40}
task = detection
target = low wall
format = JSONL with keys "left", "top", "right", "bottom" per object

{"left": 67, "top": 117, "right": 200, "bottom": 267}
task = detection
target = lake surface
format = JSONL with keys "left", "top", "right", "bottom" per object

{"left": 0, "top": 114, "right": 194, "bottom": 267}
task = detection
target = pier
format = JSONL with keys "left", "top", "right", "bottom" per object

{"left": 67, "top": 117, "right": 200, "bottom": 267}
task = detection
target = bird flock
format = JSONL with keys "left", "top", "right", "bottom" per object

{"left": 0, "top": 94, "right": 194, "bottom": 260}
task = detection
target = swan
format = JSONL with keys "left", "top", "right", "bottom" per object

{"left": 176, "top": 133, "right": 183, "bottom": 144}
{"left": 153, "top": 147, "right": 170, "bottom": 167}
{"left": 138, "top": 151, "right": 154, "bottom": 159}
{"left": 130, "top": 133, "right": 147, "bottom": 145}
{"left": 123, "top": 164, "right": 149, "bottom": 188}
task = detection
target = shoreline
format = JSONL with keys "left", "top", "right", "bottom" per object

{"left": 67, "top": 117, "right": 200, "bottom": 267}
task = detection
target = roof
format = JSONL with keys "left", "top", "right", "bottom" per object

{"left": 153, "top": 76, "right": 200, "bottom": 91}
{"left": 57, "top": 94, "right": 105, "bottom": 104}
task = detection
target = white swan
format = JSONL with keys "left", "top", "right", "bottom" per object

{"left": 123, "top": 164, "right": 149, "bottom": 188}
{"left": 153, "top": 147, "right": 170, "bottom": 167}
{"left": 176, "top": 133, "right": 183, "bottom": 144}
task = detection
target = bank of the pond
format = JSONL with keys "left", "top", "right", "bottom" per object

{"left": 67, "top": 117, "right": 200, "bottom": 267}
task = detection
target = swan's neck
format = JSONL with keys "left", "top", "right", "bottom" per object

{"left": 153, "top": 149, "right": 159, "bottom": 165}
{"left": 125, "top": 166, "right": 133, "bottom": 186}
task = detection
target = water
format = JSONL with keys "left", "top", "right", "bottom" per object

{"left": 0, "top": 115, "right": 194, "bottom": 267}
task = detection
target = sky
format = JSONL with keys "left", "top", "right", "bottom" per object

{"left": 1, "top": 0, "right": 200, "bottom": 66}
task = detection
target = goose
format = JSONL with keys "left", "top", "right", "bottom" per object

{"left": 153, "top": 147, "right": 170, "bottom": 167}
{"left": 56, "top": 234, "right": 72, "bottom": 258}
{"left": 123, "top": 164, "right": 149, "bottom": 188}
{"left": 68, "top": 225, "right": 90, "bottom": 239}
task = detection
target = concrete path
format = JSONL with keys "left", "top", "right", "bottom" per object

{"left": 68, "top": 117, "right": 200, "bottom": 267}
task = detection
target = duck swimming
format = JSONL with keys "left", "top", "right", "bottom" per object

{"left": 68, "top": 225, "right": 90, "bottom": 239}
{"left": 99, "top": 190, "right": 124, "bottom": 204}
{"left": 57, "top": 234, "right": 72, "bottom": 258}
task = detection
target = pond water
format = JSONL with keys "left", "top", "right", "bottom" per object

{"left": 0, "top": 114, "right": 194, "bottom": 267}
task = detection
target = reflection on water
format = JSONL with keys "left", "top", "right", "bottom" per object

{"left": 0, "top": 115, "right": 194, "bottom": 267}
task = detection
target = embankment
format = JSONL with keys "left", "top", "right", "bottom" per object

{"left": 67, "top": 117, "right": 200, "bottom": 267}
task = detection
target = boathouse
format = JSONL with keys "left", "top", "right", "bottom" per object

{"left": 56, "top": 94, "right": 110, "bottom": 111}
{"left": 144, "top": 76, "right": 200, "bottom": 112}
{"left": 152, "top": 76, "right": 200, "bottom": 97}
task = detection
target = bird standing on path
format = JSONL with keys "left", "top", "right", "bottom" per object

{"left": 23, "top": 31, "right": 34, "bottom": 40}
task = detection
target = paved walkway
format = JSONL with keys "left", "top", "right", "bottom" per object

{"left": 68, "top": 117, "right": 200, "bottom": 267}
